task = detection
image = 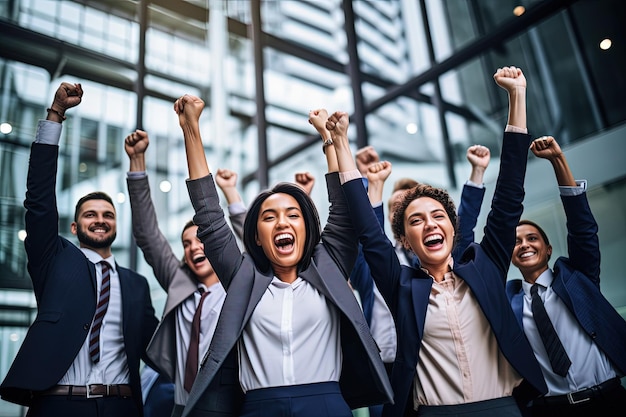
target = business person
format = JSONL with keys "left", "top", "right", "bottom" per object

{"left": 507, "top": 136, "right": 626, "bottom": 417}
{"left": 175, "top": 97, "right": 392, "bottom": 417}
{"left": 350, "top": 145, "right": 490, "bottom": 417}
{"left": 125, "top": 129, "right": 246, "bottom": 417}
{"left": 0, "top": 82, "right": 158, "bottom": 417}
{"left": 339, "top": 66, "right": 548, "bottom": 416}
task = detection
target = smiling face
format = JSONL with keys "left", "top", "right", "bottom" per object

{"left": 71, "top": 199, "right": 117, "bottom": 256}
{"left": 182, "top": 224, "right": 216, "bottom": 283}
{"left": 402, "top": 196, "right": 454, "bottom": 272}
{"left": 512, "top": 223, "right": 551, "bottom": 283}
{"left": 255, "top": 192, "right": 306, "bottom": 282}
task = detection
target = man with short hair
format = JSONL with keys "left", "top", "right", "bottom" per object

{"left": 0, "top": 82, "right": 158, "bottom": 417}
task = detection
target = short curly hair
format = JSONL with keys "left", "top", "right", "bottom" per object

{"left": 391, "top": 183, "right": 457, "bottom": 243}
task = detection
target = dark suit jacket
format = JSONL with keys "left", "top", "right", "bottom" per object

{"left": 0, "top": 143, "right": 158, "bottom": 414}
{"left": 350, "top": 184, "right": 485, "bottom": 325}
{"left": 343, "top": 132, "right": 548, "bottom": 417}
{"left": 506, "top": 192, "right": 626, "bottom": 377}
{"left": 181, "top": 172, "right": 394, "bottom": 417}
{"left": 127, "top": 176, "right": 245, "bottom": 385}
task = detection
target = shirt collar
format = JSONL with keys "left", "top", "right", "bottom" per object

{"left": 521, "top": 268, "right": 554, "bottom": 296}
{"left": 81, "top": 247, "right": 116, "bottom": 273}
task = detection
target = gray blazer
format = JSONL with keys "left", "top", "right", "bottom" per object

{"left": 127, "top": 176, "right": 245, "bottom": 381}
{"left": 182, "top": 172, "right": 393, "bottom": 417}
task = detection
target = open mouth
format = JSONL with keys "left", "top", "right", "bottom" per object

{"left": 424, "top": 234, "right": 444, "bottom": 247}
{"left": 274, "top": 233, "right": 295, "bottom": 253}
{"left": 192, "top": 254, "right": 207, "bottom": 265}
{"left": 519, "top": 251, "right": 536, "bottom": 259}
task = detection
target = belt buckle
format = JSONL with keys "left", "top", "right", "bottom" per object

{"left": 85, "top": 384, "right": 105, "bottom": 399}
{"left": 566, "top": 390, "right": 591, "bottom": 405}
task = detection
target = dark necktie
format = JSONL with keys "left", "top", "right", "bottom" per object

{"left": 89, "top": 261, "right": 111, "bottom": 364}
{"left": 530, "top": 283, "right": 571, "bottom": 377}
{"left": 184, "top": 288, "right": 210, "bottom": 392}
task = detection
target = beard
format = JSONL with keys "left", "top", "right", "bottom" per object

{"left": 76, "top": 226, "right": 116, "bottom": 249}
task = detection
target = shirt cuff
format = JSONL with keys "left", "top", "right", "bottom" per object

{"left": 505, "top": 124, "right": 528, "bottom": 134}
{"left": 228, "top": 201, "right": 247, "bottom": 215}
{"left": 34, "top": 120, "right": 63, "bottom": 145}
{"left": 464, "top": 180, "right": 484, "bottom": 189}
{"left": 559, "top": 180, "right": 587, "bottom": 196}
{"left": 127, "top": 171, "right": 147, "bottom": 179}
{"left": 339, "top": 169, "right": 362, "bottom": 185}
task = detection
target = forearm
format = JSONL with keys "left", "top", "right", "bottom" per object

{"left": 468, "top": 166, "right": 487, "bottom": 185}
{"left": 182, "top": 121, "right": 210, "bottom": 179}
{"left": 550, "top": 154, "right": 576, "bottom": 186}
{"left": 507, "top": 86, "right": 527, "bottom": 130}
{"left": 220, "top": 186, "right": 243, "bottom": 205}
{"left": 367, "top": 180, "right": 385, "bottom": 205}
{"left": 128, "top": 153, "right": 146, "bottom": 172}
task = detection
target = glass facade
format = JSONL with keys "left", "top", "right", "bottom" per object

{"left": 1, "top": 0, "right": 625, "bottom": 415}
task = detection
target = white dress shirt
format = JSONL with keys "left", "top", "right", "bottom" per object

{"left": 238, "top": 277, "right": 341, "bottom": 392}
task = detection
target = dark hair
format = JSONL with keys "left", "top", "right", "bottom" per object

{"left": 243, "top": 182, "right": 321, "bottom": 274}
{"left": 74, "top": 191, "right": 115, "bottom": 221}
{"left": 391, "top": 183, "right": 457, "bottom": 243}
{"left": 517, "top": 219, "right": 551, "bottom": 261}
{"left": 181, "top": 220, "right": 196, "bottom": 242}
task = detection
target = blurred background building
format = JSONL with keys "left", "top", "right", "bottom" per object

{"left": 0, "top": 0, "right": 625, "bottom": 415}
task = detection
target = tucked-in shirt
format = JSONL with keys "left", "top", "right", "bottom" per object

{"left": 174, "top": 281, "right": 226, "bottom": 405}
{"left": 58, "top": 250, "right": 130, "bottom": 385}
{"left": 238, "top": 277, "right": 341, "bottom": 392}
{"left": 414, "top": 265, "right": 521, "bottom": 408}
{"left": 521, "top": 267, "right": 617, "bottom": 396}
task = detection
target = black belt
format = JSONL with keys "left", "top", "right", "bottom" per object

{"left": 533, "top": 377, "right": 621, "bottom": 406}
{"left": 39, "top": 384, "right": 133, "bottom": 398}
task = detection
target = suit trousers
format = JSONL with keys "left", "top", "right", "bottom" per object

{"left": 25, "top": 395, "right": 137, "bottom": 417}
{"left": 239, "top": 382, "right": 351, "bottom": 417}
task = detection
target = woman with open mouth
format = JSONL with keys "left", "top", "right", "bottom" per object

{"left": 174, "top": 93, "right": 392, "bottom": 417}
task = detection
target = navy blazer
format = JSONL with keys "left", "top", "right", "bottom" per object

{"left": 350, "top": 184, "right": 486, "bottom": 325}
{"left": 343, "top": 132, "right": 548, "bottom": 417}
{"left": 182, "top": 172, "right": 393, "bottom": 417}
{"left": 506, "top": 192, "right": 626, "bottom": 377}
{"left": 0, "top": 143, "right": 158, "bottom": 414}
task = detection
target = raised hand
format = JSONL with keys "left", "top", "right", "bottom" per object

{"left": 48, "top": 82, "right": 83, "bottom": 121}
{"left": 366, "top": 160, "right": 392, "bottom": 205}
{"left": 124, "top": 129, "right": 150, "bottom": 158}
{"left": 466, "top": 145, "right": 490, "bottom": 170}
{"left": 325, "top": 111, "right": 350, "bottom": 142}
{"left": 366, "top": 161, "right": 392, "bottom": 184}
{"left": 215, "top": 168, "right": 238, "bottom": 191}
{"left": 493, "top": 66, "right": 526, "bottom": 93}
{"left": 356, "top": 146, "right": 380, "bottom": 177}
{"left": 530, "top": 136, "right": 563, "bottom": 161}
{"left": 308, "top": 109, "right": 331, "bottom": 141}
{"left": 174, "top": 94, "right": 204, "bottom": 129}
{"left": 294, "top": 172, "right": 315, "bottom": 195}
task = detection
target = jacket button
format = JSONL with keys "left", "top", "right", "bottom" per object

{"left": 83, "top": 324, "right": 90, "bottom": 330}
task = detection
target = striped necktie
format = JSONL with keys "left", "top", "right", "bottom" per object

{"left": 89, "top": 261, "right": 111, "bottom": 364}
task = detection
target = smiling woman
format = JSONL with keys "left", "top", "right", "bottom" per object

{"left": 340, "top": 67, "right": 549, "bottom": 417}
{"left": 175, "top": 94, "right": 392, "bottom": 417}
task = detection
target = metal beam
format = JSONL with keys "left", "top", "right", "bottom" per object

{"left": 365, "top": 0, "right": 580, "bottom": 114}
